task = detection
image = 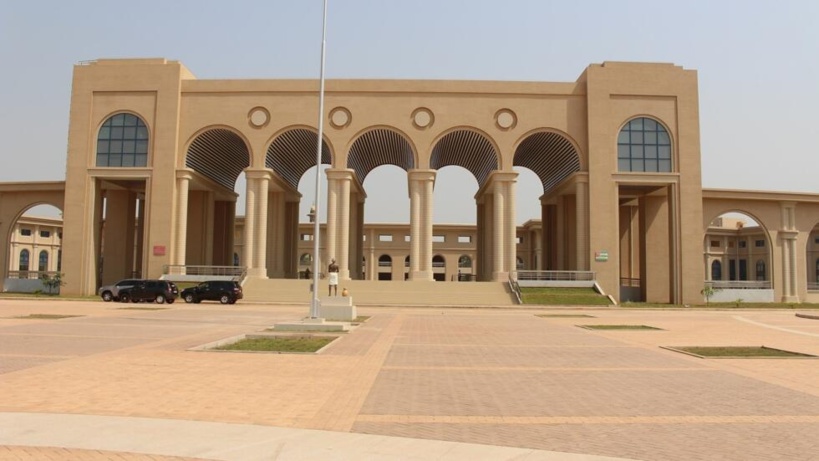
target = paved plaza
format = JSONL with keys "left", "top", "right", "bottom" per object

{"left": 1, "top": 299, "right": 819, "bottom": 460}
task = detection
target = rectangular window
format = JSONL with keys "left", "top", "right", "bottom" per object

{"left": 755, "top": 240, "right": 765, "bottom": 247}
{"left": 738, "top": 240, "right": 746, "bottom": 248}
{"left": 20, "top": 228, "right": 32, "bottom": 236}
{"left": 379, "top": 234, "right": 393, "bottom": 242}
{"left": 40, "top": 230, "right": 50, "bottom": 238}
{"left": 404, "top": 235, "right": 410, "bottom": 242}
{"left": 458, "top": 235, "right": 472, "bottom": 243}
{"left": 432, "top": 235, "right": 445, "bottom": 243}
{"left": 300, "top": 233, "right": 313, "bottom": 241}
{"left": 710, "top": 240, "right": 720, "bottom": 248}
{"left": 516, "top": 237, "right": 522, "bottom": 244}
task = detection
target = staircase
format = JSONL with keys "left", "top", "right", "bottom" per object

{"left": 242, "top": 278, "right": 517, "bottom": 307}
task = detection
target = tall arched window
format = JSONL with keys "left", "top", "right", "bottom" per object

{"left": 617, "top": 117, "right": 672, "bottom": 172}
{"left": 711, "top": 260, "right": 722, "bottom": 281}
{"left": 458, "top": 255, "right": 472, "bottom": 268}
{"left": 299, "top": 253, "right": 313, "bottom": 265}
{"left": 756, "top": 260, "right": 766, "bottom": 281}
{"left": 19, "top": 249, "right": 30, "bottom": 272}
{"left": 38, "top": 250, "right": 48, "bottom": 272}
{"left": 379, "top": 255, "right": 392, "bottom": 267}
{"left": 96, "top": 113, "right": 149, "bottom": 167}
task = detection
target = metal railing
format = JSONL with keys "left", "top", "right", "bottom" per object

{"left": 162, "top": 265, "right": 247, "bottom": 280}
{"left": 508, "top": 273, "right": 522, "bottom": 304}
{"left": 809, "top": 282, "right": 819, "bottom": 292}
{"left": 705, "top": 280, "right": 772, "bottom": 290}
{"left": 7, "top": 270, "right": 60, "bottom": 280}
{"left": 514, "top": 270, "right": 596, "bottom": 282}
{"left": 620, "top": 277, "right": 641, "bottom": 288}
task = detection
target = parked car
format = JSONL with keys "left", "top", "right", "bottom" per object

{"left": 98, "top": 278, "right": 142, "bottom": 302}
{"left": 181, "top": 280, "right": 243, "bottom": 304}
{"left": 119, "top": 280, "right": 178, "bottom": 304}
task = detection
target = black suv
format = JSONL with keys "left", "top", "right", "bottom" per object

{"left": 181, "top": 280, "right": 243, "bottom": 304}
{"left": 119, "top": 280, "right": 178, "bottom": 304}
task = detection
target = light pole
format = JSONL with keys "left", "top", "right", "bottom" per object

{"left": 310, "top": 0, "right": 328, "bottom": 319}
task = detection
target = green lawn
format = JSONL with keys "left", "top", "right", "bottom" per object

{"left": 580, "top": 324, "right": 662, "bottom": 330}
{"left": 520, "top": 287, "right": 611, "bottom": 306}
{"left": 672, "top": 346, "right": 815, "bottom": 358}
{"left": 215, "top": 336, "right": 336, "bottom": 353}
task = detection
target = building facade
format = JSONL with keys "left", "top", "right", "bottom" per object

{"left": 1, "top": 58, "right": 818, "bottom": 303}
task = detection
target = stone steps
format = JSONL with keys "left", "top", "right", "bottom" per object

{"left": 242, "top": 278, "right": 516, "bottom": 306}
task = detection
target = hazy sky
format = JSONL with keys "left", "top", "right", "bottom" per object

{"left": 2, "top": 1, "right": 817, "bottom": 224}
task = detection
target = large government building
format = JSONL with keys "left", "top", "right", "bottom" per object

{"left": 1, "top": 58, "right": 818, "bottom": 304}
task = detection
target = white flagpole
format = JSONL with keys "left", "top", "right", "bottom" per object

{"left": 310, "top": 0, "right": 328, "bottom": 319}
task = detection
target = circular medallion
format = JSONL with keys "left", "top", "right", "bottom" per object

{"left": 329, "top": 107, "right": 351, "bottom": 128}
{"left": 495, "top": 109, "right": 517, "bottom": 130}
{"left": 412, "top": 107, "right": 434, "bottom": 129}
{"left": 248, "top": 107, "right": 269, "bottom": 128}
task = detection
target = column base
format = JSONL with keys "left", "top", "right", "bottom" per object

{"left": 781, "top": 295, "right": 800, "bottom": 303}
{"left": 410, "top": 271, "right": 434, "bottom": 281}
{"left": 246, "top": 268, "right": 268, "bottom": 278}
{"left": 492, "top": 271, "right": 510, "bottom": 282}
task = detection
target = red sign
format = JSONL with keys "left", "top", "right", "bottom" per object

{"left": 153, "top": 245, "right": 166, "bottom": 256}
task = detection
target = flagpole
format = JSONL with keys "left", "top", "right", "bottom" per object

{"left": 310, "top": 0, "right": 328, "bottom": 319}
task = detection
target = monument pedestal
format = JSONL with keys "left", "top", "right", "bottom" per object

{"left": 320, "top": 296, "right": 357, "bottom": 321}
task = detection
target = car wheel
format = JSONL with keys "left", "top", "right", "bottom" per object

{"left": 101, "top": 291, "right": 113, "bottom": 302}
{"left": 184, "top": 294, "right": 195, "bottom": 303}
{"left": 119, "top": 293, "right": 130, "bottom": 303}
{"left": 155, "top": 294, "right": 166, "bottom": 304}
{"left": 219, "top": 294, "right": 230, "bottom": 304}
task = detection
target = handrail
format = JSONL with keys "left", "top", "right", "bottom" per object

{"left": 705, "top": 280, "right": 772, "bottom": 290}
{"left": 7, "top": 270, "right": 61, "bottom": 280}
{"left": 514, "top": 270, "right": 596, "bottom": 282}
{"left": 508, "top": 272, "right": 522, "bottom": 304}
{"left": 163, "top": 265, "right": 247, "bottom": 281}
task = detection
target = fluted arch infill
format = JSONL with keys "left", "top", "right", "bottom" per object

{"left": 347, "top": 129, "right": 415, "bottom": 183}
{"left": 513, "top": 131, "right": 581, "bottom": 194}
{"left": 430, "top": 130, "right": 498, "bottom": 187}
{"left": 266, "top": 129, "right": 332, "bottom": 189}
{"left": 186, "top": 128, "right": 250, "bottom": 190}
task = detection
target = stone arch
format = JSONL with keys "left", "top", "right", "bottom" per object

{"left": 513, "top": 129, "right": 583, "bottom": 195}
{"left": 429, "top": 128, "right": 499, "bottom": 187}
{"left": 266, "top": 127, "right": 333, "bottom": 190}
{"left": 185, "top": 126, "right": 251, "bottom": 190}
{"left": 346, "top": 127, "right": 417, "bottom": 183}
{"left": 703, "top": 210, "right": 773, "bottom": 283}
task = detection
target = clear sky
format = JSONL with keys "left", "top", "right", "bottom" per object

{"left": 2, "top": 1, "right": 817, "bottom": 224}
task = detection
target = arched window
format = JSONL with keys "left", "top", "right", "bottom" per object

{"left": 19, "top": 249, "right": 30, "bottom": 272}
{"left": 233, "top": 252, "right": 240, "bottom": 266}
{"left": 96, "top": 113, "right": 149, "bottom": 167}
{"left": 38, "top": 250, "right": 48, "bottom": 272}
{"left": 458, "top": 255, "right": 472, "bottom": 268}
{"left": 617, "top": 117, "right": 671, "bottom": 172}
{"left": 516, "top": 256, "right": 525, "bottom": 270}
{"left": 755, "top": 260, "right": 766, "bottom": 281}
{"left": 378, "top": 255, "right": 392, "bottom": 267}
{"left": 405, "top": 255, "right": 410, "bottom": 267}
{"left": 299, "top": 253, "right": 313, "bottom": 265}
{"left": 432, "top": 255, "right": 445, "bottom": 268}
{"left": 711, "top": 260, "right": 722, "bottom": 281}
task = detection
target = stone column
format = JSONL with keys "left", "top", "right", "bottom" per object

{"left": 421, "top": 171, "right": 435, "bottom": 278}
{"left": 780, "top": 203, "right": 799, "bottom": 302}
{"left": 575, "top": 180, "right": 589, "bottom": 271}
{"left": 326, "top": 174, "right": 338, "bottom": 270}
{"left": 408, "top": 170, "right": 435, "bottom": 281}
{"left": 505, "top": 177, "right": 517, "bottom": 278}
{"left": 243, "top": 174, "right": 256, "bottom": 274}
{"left": 174, "top": 171, "right": 192, "bottom": 266}
{"left": 253, "top": 172, "right": 270, "bottom": 277}
{"left": 339, "top": 173, "right": 351, "bottom": 281}
{"left": 493, "top": 179, "right": 506, "bottom": 280}
{"left": 409, "top": 177, "right": 420, "bottom": 277}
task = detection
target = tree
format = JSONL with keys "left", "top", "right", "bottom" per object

{"left": 700, "top": 284, "right": 720, "bottom": 305}
{"left": 40, "top": 272, "right": 64, "bottom": 295}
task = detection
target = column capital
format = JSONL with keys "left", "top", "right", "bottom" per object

{"left": 176, "top": 169, "right": 195, "bottom": 181}
{"left": 244, "top": 168, "right": 273, "bottom": 181}
{"left": 778, "top": 230, "right": 798, "bottom": 240}
{"left": 325, "top": 168, "right": 356, "bottom": 181}
{"left": 407, "top": 169, "right": 437, "bottom": 182}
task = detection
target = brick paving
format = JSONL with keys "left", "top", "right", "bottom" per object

{"left": 1, "top": 299, "right": 819, "bottom": 460}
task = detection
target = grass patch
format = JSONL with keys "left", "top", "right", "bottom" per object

{"left": 580, "top": 324, "right": 662, "bottom": 330}
{"left": 537, "top": 314, "right": 596, "bottom": 318}
{"left": 14, "top": 314, "right": 82, "bottom": 319}
{"left": 622, "top": 301, "right": 819, "bottom": 309}
{"left": 667, "top": 346, "right": 815, "bottom": 358}
{"left": 215, "top": 336, "right": 336, "bottom": 353}
{"left": 520, "top": 287, "right": 611, "bottom": 306}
